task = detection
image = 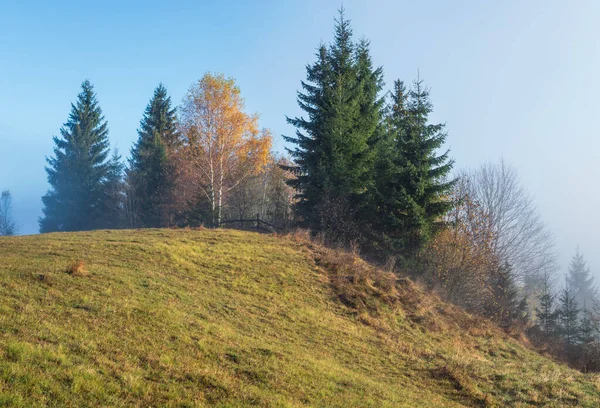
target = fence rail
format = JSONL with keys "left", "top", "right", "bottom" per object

{"left": 218, "top": 214, "right": 282, "bottom": 233}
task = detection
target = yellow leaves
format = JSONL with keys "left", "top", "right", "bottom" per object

{"left": 177, "top": 73, "right": 273, "bottom": 211}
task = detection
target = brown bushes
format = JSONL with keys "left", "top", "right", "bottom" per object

{"left": 66, "top": 260, "right": 88, "bottom": 277}
{"left": 315, "top": 247, "right": 399, "bottom": 315}
{"left": 287, "top": 228, "right": 500, "bottom": 340}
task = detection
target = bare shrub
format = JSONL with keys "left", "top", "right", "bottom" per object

{"left": 459, "top": 161, "right": 558, "bottom": 295}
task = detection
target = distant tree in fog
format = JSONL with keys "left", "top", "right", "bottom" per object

{"left": 566, "top": 249, "right": 598, "bottom": 310}
{"left": 39, "top": 80, "right": 113, "bottom": 232}
{"left": 460, "top": 160, "right": 557, "bottom": 297}
{"left": 0, "top": 190, "right": 17, "bottom": 236}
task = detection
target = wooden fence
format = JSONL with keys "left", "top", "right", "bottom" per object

{"left": 218, "top": 214, "right": 283, "bottom": 233}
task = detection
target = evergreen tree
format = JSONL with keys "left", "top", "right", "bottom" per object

{"left": 559, "top": 283, "right": 581, "bottom": 348}
{"left": 40, "top": 80, "right": 111, "bottom": 232}
{"left": 284, "top": 9, "right": 383, "bottom": 242}
{"left": 578, "top": 307, "right": 599, "bottom": 372}
{"left": 99, "top": 149, "right": 126, "bottom": 229}
{"left": 369, "top": 78, "right": 455, "bottom": 254}
{"left": 579, "top": 308, "right": 596, "bottom": 346}
{"left": 283, "top": 43, "right": 329, "bottom": 226}
{"left": 536, "top": 271, "right": 559, "bottom": 335}
{"left": 365, "top": 80, "right": 408, "bottom": 252}
{"left": 396, "top": 79, "right": 455, "bottom": 252}
{"left": 128, "top": 84, "right": 179, "bottom": 228}
{"left": 566, "top": 249, "right": 598, "bottom": 310}
{"left": 487, "top": 263, "right": 523, "bottom": 327}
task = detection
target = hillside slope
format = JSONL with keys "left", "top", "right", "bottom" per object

{"left": 0, "top": 229, "right": 598, "bottom": 407}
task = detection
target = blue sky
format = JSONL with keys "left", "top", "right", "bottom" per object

{"left": 1, "top": 0, "right": 599, "bottom": 278}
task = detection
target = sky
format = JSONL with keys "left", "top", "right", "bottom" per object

{"left": 1, "top": 0, "right": 598, "bottom": 279}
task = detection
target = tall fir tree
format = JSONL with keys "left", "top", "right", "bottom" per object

{"left": 40, "top": 80, "right": 111, "bottom": 232}
{"left": 369, "top": 78, "right": 455, "bottom": 255}
{"left": 367, "top": 80, "right": 407, "bottom": 252}
{"left": 397, "top": 79, "right": 455, "bottom": 252}
{"left": 284, "top": 9, "right": 383, "bottom": 242}
{"left": 128, "top": 84, "right": 179, "bottom": 228}
{"left": 566, "top": 248, "right": 598, "bottom": 310}
{"left": 283, "top": 43, "right": 329, "bottom": 226}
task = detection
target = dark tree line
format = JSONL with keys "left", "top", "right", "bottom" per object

{"left": 284, "top": 10, "right": 454, "bottom": 254}
{"left": 39, "top": 76, "right": 285, "bottom": 233}
{"left": 531, "top": 250, "right": 600, "bottom": 371}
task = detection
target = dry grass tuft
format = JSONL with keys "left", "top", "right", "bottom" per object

{"left": 431, "top": 364, "right": 491, "bottom": 406}
{"left": 315, "top": 247, "right": 399, "bottom": 315}
{"left": 66, "top": 259, "right": 88, "bottom": 277}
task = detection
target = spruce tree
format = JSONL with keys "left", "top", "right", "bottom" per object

{"left": 99, "top": 149, "right": 126, "bottom": 229}
{"left": 367, "top": 80, "right": 409, "bottom": 252}
{"left": 284, "top": 44, "right": 330, "bottom": 227}
{"left": 128, "top": 84, "right": 179, "bottom": 228}
{"left": 559, "top": 283, "right": 581, "bottom": 348}
{"left": 40, "top": 80, "right": 111, "bottom": 232}
{"left": 369, "top": 78, "right": 455, "bottom": 254}
{"left": 536, "top": 271, "right": 559, "bottom": 335}
{"left": 579, "top": 308, "right": 596, "bottom": 346}
{"left": 566, "top": 249, "right": 598, "bottom": 310}
{"left": 284, "top": 9, "right": 383, "bottom": 242}
{"left": 487, "top": 263, "right": 523, "bottom": 327}
{"left": 399, "top": 79, "right": 455, "bottom": 252}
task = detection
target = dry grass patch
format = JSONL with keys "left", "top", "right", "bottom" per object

{"left": 66, "top": 259, "right": 88, "bottom": 277}
{"left": 0, "top": 229, "right": 598, "bottom": 407}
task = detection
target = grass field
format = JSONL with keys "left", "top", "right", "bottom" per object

{"left": 0, "top": 229, "right": 599, "bottom": 407}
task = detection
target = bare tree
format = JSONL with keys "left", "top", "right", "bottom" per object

{"left": 221, "top": 155, "right": 296, "bottom": 230}
{"left": 0, "top": 190, "right": 17, "bottom": 236}
{"left": 460, "top": 160, "right": 557, "bottom": 296}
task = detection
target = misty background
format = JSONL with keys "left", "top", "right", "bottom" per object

{"left": 0, "top": 0, "right": 598, "bottom": 278}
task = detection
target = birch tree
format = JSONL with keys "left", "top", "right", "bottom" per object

{"left": 179, "top": 73, "right": 271, "bottom": 227}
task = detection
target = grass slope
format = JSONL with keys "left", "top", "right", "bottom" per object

{"left": 0, "top": 229, "right": 598, "bottom": 407}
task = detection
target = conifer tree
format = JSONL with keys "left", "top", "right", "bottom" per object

{"left": 284, "top": 44, "right": 330, "bottom": 227}
{"left": 578, "top": 307, "right": 599, "bottom": 372}
{"left": 536, "top": 271, "right": 559, "bottom": 335}
{"left": 128, "top": 84, "right": 179, "bottom": 228}
{"left": 285, "top": 9, "right": 383, "bottom": 242}
{"left": 99, "top": 149, "right": 126, "bottom": 229}
{"left": 566, "top": 249, "right": 598, "bottom": 310}
{"left": 486, "top": 263, "right": 525, "bottom": 327}
{"left": 367, "top": 80, "right": 407, "bottom": 251}
{"left": 397, "top": 79, "right": 455, "bottom": 252}
{"left": 369, "top": 78, "right": 455, "bottom": 254}
{"left": 40, "top": 80, "right": 111, "bottom": 232}
{"left": 559, "top": 283, "right": 581, "bottom": 348}
{"left": 579, "top": 308, "right": 596, "bottom": 346}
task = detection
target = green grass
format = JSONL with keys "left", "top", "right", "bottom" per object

{"left": 0, "top": 229, "right": 598, "bottom": 407}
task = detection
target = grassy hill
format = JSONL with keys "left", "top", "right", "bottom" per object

{"left": 0, "top": 229, "right": 598, "bottom": 407}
